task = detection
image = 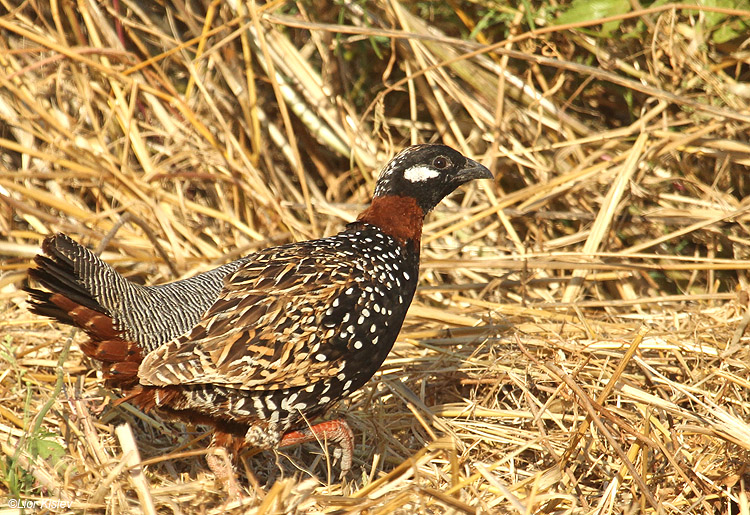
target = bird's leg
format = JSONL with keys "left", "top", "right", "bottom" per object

{"left": 206, "top": 447, "right": 242, "bottom": 498}
{"left": 207, "top": 432, "right": 242, "bottom": 499}
{"left": 279, "top": 419, "right": 355, "bottom": 475}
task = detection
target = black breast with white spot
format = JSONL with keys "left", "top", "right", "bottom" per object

{"left": 315, "top": 223, "right": 419, "bottom": 390}
{"left": 278, "top": 223, "right": 420, "bottom": 424}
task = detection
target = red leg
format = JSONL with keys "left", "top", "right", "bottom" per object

{"left": 279, "top": 419, "right": 354, "bottom": 474}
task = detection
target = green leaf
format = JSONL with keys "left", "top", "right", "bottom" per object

{"left": 28, "top": 434, "right": 66, "bottom": 465}
{"left": 685, "top": 0, "right": 750, "bottom": 43}
{"left": 712, "top": 21, "right": 748, "bottom": 43}
{"left": 37, "top": 439, "right": 65, "bottom": 464}
{"left": 553, "top": 0, "right": 632, "bottom": 37}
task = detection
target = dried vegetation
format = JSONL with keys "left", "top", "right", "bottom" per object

{"left": 2, "top": 1, "right": 750, "bottom": 513}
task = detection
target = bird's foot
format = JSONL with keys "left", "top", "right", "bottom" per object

{"left": 206, "top": 446, "right": 243, "bottom": 500}
{"left": 279, "top": 419, "right": 354, "bottom": 476}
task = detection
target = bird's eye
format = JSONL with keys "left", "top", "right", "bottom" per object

{"left": 433, "top": 156, "right": 449, "bottom": 169}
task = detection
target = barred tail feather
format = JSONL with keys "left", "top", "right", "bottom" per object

{"left": 26, "top": 233, "right": 245, "bottom": 389}
{"left": 25, "top": 233, "right": 143, "bottom": 386}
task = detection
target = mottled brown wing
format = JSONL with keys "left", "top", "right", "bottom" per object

{"left": 138, "top": 242, "right": 370, "bottom": 390}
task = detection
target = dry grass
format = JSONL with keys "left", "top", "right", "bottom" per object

{"left": 2, "top": 1, "right": 750, "bottom": 513}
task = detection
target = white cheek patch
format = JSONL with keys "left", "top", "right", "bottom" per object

{"left": 403, "top": 165, "right": 440, "bottom": 182}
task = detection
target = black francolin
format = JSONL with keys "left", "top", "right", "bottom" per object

{"left": 25, "top": 144, "right": 492, "bottom": 489}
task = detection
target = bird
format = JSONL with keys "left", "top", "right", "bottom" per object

{"left": 25, "top": 143, "right": 492, "bottom": 491}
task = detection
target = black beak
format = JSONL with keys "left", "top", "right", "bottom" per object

{"left": 455, "top": 158, "right": 493, "bottom": 184}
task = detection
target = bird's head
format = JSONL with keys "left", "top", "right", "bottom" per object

{"left": 357, "top": 144, "right": 493, "bottom": 245}
{"left": 372, "top": 144, "right": 493, "bottom": 213}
